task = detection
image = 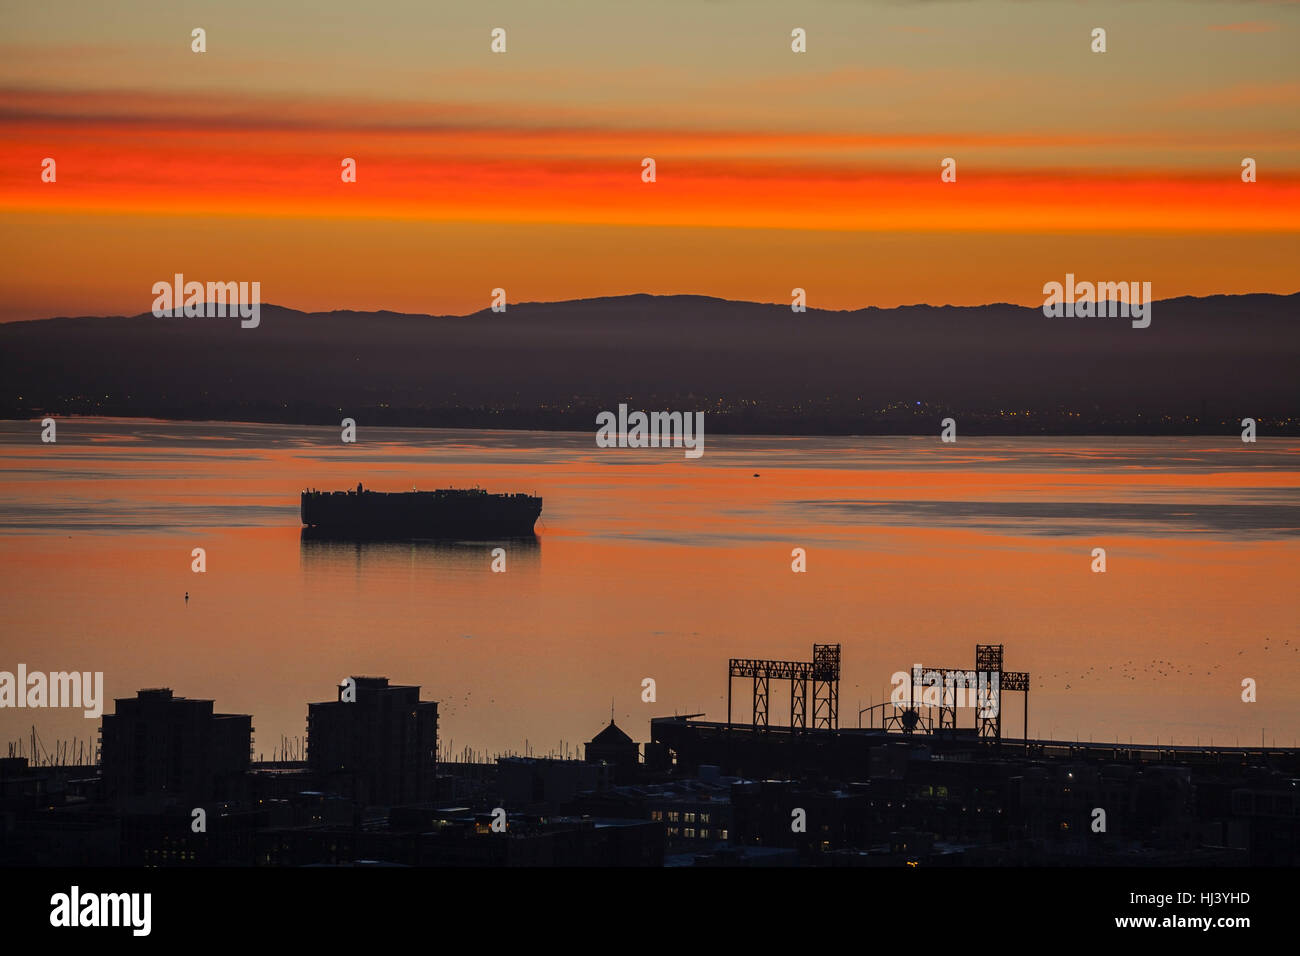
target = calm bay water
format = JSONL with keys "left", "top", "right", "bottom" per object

{"left": 1, "top": 419, "right": 1297, "bottom": 759}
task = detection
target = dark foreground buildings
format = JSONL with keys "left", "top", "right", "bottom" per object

{"left": 647, "top": 717, "right": 1300, "bottom": 866}
{"left": 2, "top": 680, "right": 1297, "bottom": 867}
{"left": 100, "top": 688, "right": 252, "bottom": 813}
{"left": 307, "top": 676, "right": 438, "bottom": 806}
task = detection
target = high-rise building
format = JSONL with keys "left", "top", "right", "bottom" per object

{"left": 100, "top": 688, "right": 252, "bottom": 812}
{"left": 307, "top": 676, "right": 438, "bottom": 807}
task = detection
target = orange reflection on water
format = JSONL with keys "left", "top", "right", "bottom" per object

{"left": 0, "top": 426, "right": 1297, "bottom": 757}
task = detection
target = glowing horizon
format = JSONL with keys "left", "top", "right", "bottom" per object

{"left": 1, "top": 0, "right": 1297, "bottom": 321}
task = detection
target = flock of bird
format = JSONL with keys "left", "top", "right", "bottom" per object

{"left": 439, "top": 689, "right": 493, "bottom": 720}
{"left": 1042, "top": 638, "right": 1295, "bottom": 690}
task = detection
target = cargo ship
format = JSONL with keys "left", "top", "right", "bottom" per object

{"left": 300, "top": 483, "right": 542, "bottom": 538}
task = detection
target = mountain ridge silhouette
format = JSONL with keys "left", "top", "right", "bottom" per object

{"left": 3, "top": 292, "right": 1296, "bottom": 434}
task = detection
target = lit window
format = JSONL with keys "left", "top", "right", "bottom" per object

{"left": 684, "top": 812, "right": 695, "bottom": 823}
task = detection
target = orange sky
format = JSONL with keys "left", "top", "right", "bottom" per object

{"left": 1, "top": 1, "right": 1297, "bottom": 319}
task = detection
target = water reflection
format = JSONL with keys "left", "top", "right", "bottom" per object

{"left": 299, "top": 530, "right": 540, "bottom": 574}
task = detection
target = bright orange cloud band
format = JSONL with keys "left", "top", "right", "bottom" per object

{"left": 2, "top": 91, "right": 1297, "bottom": 233}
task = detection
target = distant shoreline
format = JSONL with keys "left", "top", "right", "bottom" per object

{"left": 3, "top": 293, "right": 1296, "bottom": 436}
{"left": 1, "top": 413, "right": 1294, "bottom": 441}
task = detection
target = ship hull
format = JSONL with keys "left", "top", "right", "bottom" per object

{"left": 301, "top": 488, "right": 541, "bottom": 539}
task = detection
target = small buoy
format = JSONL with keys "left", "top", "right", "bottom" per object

{"left": 753, "top": 473, "right": 760, "bottom": 478}
{"left": 184, "top": 592, "right": 189, "bottom": 602}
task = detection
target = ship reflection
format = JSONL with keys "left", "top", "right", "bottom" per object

{"left": 299, "top": 529, "right": 540, "bottom": 574}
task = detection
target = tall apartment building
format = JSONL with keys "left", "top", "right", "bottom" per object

{"left": 307, "top": 676, "right": 438, "bottom": 807}
{"left": 100, "top": 688, "right": 252, "bottom": 812}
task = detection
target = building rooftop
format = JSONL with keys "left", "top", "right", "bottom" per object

{"left": 590, "top": 720, "right": 634, "bottom": 747}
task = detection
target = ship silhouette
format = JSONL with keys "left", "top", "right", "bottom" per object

{"left": 301, "top": 482, "right": 541, "bottom": 538}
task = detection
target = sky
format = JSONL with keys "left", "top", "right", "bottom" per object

{"left": 1, "top": 0, "right": 1297, "bottom": 321}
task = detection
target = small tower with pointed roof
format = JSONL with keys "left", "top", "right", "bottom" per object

{"left": 584, "top": 719, "right": 639, "bottom": 783}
